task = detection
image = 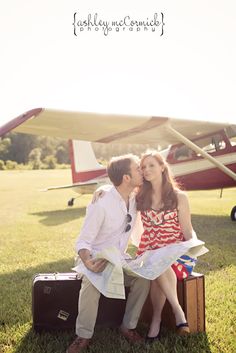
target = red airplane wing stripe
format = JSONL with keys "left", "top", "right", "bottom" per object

{"left": 0, "top": 108, "right": 43, "bottom": 136}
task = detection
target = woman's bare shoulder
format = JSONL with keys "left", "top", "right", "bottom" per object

{"left": 175, "top": 189, "right": 189, "bottom": 204}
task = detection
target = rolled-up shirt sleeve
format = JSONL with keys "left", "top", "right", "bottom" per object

{"left": 75, "top": 202, "right": 105, "bottom": 253}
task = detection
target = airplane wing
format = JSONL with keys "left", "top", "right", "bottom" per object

{"left": 41, "top": 181, "right": 99, "bottom": 191}
{"left": 0, "top": 108, "right": 235, "bottom": 182}
{"left": 0, "top": 107, "right": 233, "bottom": 148}
{"left": 41, "top": 179, "right": 110, "bottom": 195}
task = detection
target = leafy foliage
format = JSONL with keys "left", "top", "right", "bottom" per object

{"left": 0, "top": 133, "right": 161, "bottom": 169}
{"left": 28, "top": 148, "right": 43, "bottom": 169}
{"left": 0, "top": 160, "right": 5, "bottom": 170}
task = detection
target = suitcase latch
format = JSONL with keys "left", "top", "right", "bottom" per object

{"left": 57, "top": 310, "right": 70, "bottom": 321}
{"left": 43, "top": 286, "right": 52, "bottom": 294}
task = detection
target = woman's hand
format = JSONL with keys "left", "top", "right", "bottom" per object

{"left": 91, "top": 184, "right": 112, "bottom": 203}
{"left": 91, "top": 189, "right": 106, "bottom": 203}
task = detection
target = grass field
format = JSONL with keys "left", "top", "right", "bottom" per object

{"left": 0, "top": 170, "right": 235, "bottom": 353}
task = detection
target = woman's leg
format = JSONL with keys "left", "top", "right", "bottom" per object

{"left": 148, "top": 280, "right": 166, "bottom": 337}
{"left": 155, "top": 267, "right": 187, "bottom": 325}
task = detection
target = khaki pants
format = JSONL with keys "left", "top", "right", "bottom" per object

{"left": 75, "top": 274, "right": 150, "bottom": 338}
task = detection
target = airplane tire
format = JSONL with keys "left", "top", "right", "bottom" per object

{"left": 230, "top": 206, "right": 236, "bottom": 221}
{"left": 68, "top": 198, "right": 75, "bottom": 207}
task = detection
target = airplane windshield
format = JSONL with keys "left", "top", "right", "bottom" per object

{"left": 174, "top": 133, "right": 227, "bottom": 161}
{"left": 195, "top": 134, "right": 226, "bottom": 154}
{"left": 225, "top": 126, "right": 236, "bottom": 146}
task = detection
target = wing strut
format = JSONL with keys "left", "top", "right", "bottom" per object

{"left": 167, "top": 126, "right": 236, "bottom": 182}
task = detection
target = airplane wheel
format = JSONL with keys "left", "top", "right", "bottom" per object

{"left": 230, "top": 206, "right": 236, "bottom": 221}
{"left": 68, "top": 198, "right": 75, "bottom": 207}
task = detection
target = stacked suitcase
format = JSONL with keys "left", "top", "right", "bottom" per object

{"left": 32, "top": 272, "right": 205, "bottom": 333}
{"left": 140, "top": 272, "right": 205, "bottom": 332}
{"left": 32, "top": 273, "right": 128, "bottom": 332}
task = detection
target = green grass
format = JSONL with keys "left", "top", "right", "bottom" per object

{"left": 0, "top": 170, "right": 235, "bottom": 353}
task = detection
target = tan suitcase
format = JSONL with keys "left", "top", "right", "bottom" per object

{"left": 140, "top": 272, "right": 205, "bottom": 333}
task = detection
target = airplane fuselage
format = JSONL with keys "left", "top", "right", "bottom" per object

{"left": 163, "top": 129, "right": 236, "bottom": 190}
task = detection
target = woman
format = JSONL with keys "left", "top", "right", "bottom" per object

{"left": 93, "top": 150, "right": 197, "bottom": 340}
{"left": 136, "top": 150, "right": 195, "bottom": 342}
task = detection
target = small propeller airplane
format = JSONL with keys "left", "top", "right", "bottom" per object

{"left": 0, "top": 108, "right": 235, "bottom": 220}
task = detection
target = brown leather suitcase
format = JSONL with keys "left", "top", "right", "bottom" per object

{"left": 32, "top": 273, "right": 128, "bottom": 332}
{"left": 140, "top": 272, "right": 205, "bottom": 332}
{"left": 32, "top": 272, "right": 205, "bottom": 333}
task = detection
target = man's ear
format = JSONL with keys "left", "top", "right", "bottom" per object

{"left": 123, "top": 174, "right": 131, "bottom": 183}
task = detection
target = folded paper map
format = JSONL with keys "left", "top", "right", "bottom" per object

{"left": 72, "top": 238, "right": 208, "bottom": 299}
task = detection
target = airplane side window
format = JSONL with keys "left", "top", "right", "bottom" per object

{"left": 229, "top": 137, "right": 236, "bottom": 146}
{"left": 212, "top": 135, "right": 226, "bottom": 151}
{"left": 174, "top": 146, "right": 194, "bottom": 160}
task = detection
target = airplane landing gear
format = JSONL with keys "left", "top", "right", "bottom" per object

{"left": 230, "top": 206, "right": 236, "bottom": 221}
{"left": 68, "top": 198, "right": 75, "bottom": 207}
{"left": 68, "top": 195, "right": 82, "bottom": 206}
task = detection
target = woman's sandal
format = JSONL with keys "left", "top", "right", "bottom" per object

{"left": 176, "top": 322, "right": 190, "bottom": 335}
{"left": 145, "top": 332, "right": 160, "bottom": 344}
{"left": 145, "top": 323, "right": 162, "bottom": 344}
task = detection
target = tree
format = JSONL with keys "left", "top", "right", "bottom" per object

{"left": 55, "top": 145, "right": 70, "bottom": 164}
{"left": 5, "top": 133, "right": 38, "bottom": 163}
{"left": 28, "top": 148, "right": 42, "bottom": 169}
{"left": 37, "top": 136, "right": 55, "bottom": 160}
{"left": 5, "top": 160, "right": 18, "bottom": 170}
{"left": 0, "top": 137, "right": 11, "bottom": 160}
{"left": 0, "top": 160, "right": 5, "bottom": 170}
{"left": 43, "top": 155, "right": 57, "bottom": 169}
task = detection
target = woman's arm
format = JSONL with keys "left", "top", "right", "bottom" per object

{"left": 177, "top": 191, "right": 194, "bottom": 240}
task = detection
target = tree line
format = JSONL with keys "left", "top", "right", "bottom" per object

{"left": 0, "top": 133, "right": 160, "bottom": 170}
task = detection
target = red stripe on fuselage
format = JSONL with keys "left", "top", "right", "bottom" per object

{"left": 72, "top": 169, "right": 107, "bottom": 183}
{"left": 68, "top": 140, "right": 107, "bottom": 183}
{"left": 176, "top": 163, "right": 236, "bottom": 190}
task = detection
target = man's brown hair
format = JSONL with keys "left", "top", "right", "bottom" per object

{"left": 107, "top": 154, "right": 139, "bottom": 186}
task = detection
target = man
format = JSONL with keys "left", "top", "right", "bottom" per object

{"left": 67, "top": 154, "right": 150, "bottom": 353}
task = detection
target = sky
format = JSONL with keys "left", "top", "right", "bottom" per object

{"left": 0, "top": 0, "right": 236, "bottom": 128}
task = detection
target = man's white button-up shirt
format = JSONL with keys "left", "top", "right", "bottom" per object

{"left": 75, "top": 186, "right": 137, "bottom": 258}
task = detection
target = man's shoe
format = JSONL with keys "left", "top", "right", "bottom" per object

{"left": 66, "top": 337, "right": 90, "bottom": 353}
{"left": 176, "top": 322, "right": 190, "bottom": 335}
{"left": 120, "top": 328, "right": 144, "bottom": 344}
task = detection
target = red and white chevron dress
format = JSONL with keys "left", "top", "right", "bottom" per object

{"left": 136, "top": 208, "right": 190, "bottom": 280}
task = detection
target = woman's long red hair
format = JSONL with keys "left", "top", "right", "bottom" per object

{"left": 136, "top": 151, "right": 180, "bottom": 211}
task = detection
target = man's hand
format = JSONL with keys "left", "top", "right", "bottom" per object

{"left": 78, "top": 249, "right": 108, "bottom": 272}
{"left": 84, "top": 258, "right": 108, "bottom": 272}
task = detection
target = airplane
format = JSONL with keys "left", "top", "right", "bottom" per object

{"left": 0, "top": 107, "right": 235, "bottom": 219}
{"left": 46, "top": 140, "right": 109, "bottom": 206}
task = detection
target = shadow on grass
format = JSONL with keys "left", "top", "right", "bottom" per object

{"left": 13, "top": 325, "right": 213, "bottom": 353}
{"left": 191, "top": 214, "right": 236, "bottom": 240}
{"left": 30, "top": 207, "right": 86, "bottom": 226}
{"left": 12, "top": 327, "right": 74, "bottom": 353}
{"left": 0, "top": 258, "right": 213, "bottom": 353}
{"left": 0, "top": 258, "right": 74, "bottom": 328}
{"left": 191, "top": 214, "right": 236, "bottom": 275}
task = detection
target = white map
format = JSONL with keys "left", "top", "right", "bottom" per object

{"left": 72, "top": 238, "right": 208, "bottom": 299}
